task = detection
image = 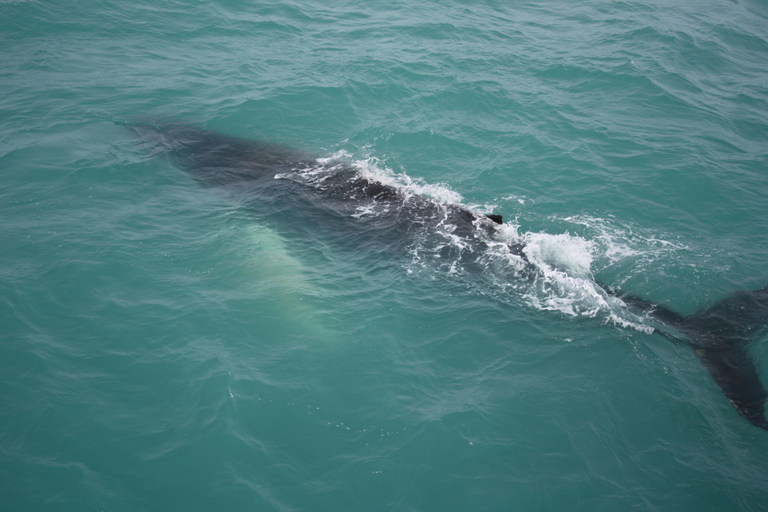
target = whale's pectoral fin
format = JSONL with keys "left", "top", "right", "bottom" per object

{"left": 485, "top": 214, "right": 503, "bottom": 224}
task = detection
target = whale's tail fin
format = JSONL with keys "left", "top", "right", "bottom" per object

{"left": 695, "top": 343, "right": 768, "bottom": 430}
{"left": 627, "top": 287, "right": 768, "bottom": 431}
{"left": 684, "top": 287, "right": 768, "bottom": 431}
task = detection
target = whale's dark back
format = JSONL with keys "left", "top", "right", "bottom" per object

{"left": 682, "top": 288, "right": 768, "bottom": 430}
{"left": 136, "top": 122, "right": 315, "bottom": 187}
{"left": 134, "top": 122, "right": 507, "bottom": 255}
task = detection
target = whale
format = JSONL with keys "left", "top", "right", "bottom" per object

{"left": 133, "top": 121, "right": 768, "bottom": 432}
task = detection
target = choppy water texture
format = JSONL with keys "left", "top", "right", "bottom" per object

{"left": 2, "top": 1, "right": 768, "bottom": 510}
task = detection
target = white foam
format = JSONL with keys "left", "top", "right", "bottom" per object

{"left": 316, "top": 150, "right": 352, "bottom": 166}
{"left": 559, "top": 214, "right": 689, "bottom": 267}
{"left": 503, "top": 194, "right": 531, "bottom": 205}
{"left": 522, "top": 232, "right": 594, "bottom": 278}
{"left": 487, "top": 222, "right": 654, "bottom": 328}
{"left": 351, "top": 204, "right": 378, "bottom": 218}
{"left": 493, "top": 222, "right": 522, "bottom": 241}
{"left": 286, "top": 152, "right": 663, "bottom": 332}
{"left": 351, "top": 156, "right": 464, "bottom": 205}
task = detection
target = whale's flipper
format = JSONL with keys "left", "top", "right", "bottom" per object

{"left": 630, "top": 287, "right": 768, "bottom": 430}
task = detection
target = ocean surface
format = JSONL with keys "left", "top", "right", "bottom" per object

{"left": 2, "top": 0, "right": 768, "bottom": 510}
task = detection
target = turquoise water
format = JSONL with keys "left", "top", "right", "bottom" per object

{"left": 2, "top": 0, "right": 768, "bottom": 510}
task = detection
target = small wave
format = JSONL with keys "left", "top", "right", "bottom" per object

{"left": 559, "top": 214, "right": 690, "bottom": 265}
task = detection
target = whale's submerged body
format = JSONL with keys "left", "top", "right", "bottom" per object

{"left": 135, "top": 122, "right": 768, "bottom": 431}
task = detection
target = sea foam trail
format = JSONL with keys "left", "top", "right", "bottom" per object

{"left": 291, "top": 153, "right": 657, "bottom": 332}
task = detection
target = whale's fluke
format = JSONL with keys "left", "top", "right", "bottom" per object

{"left": 623, "top": 287, "right": 768, "bottom": 430}
{"left": 683, "top": 287, "right": 768, "bottom": 430}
